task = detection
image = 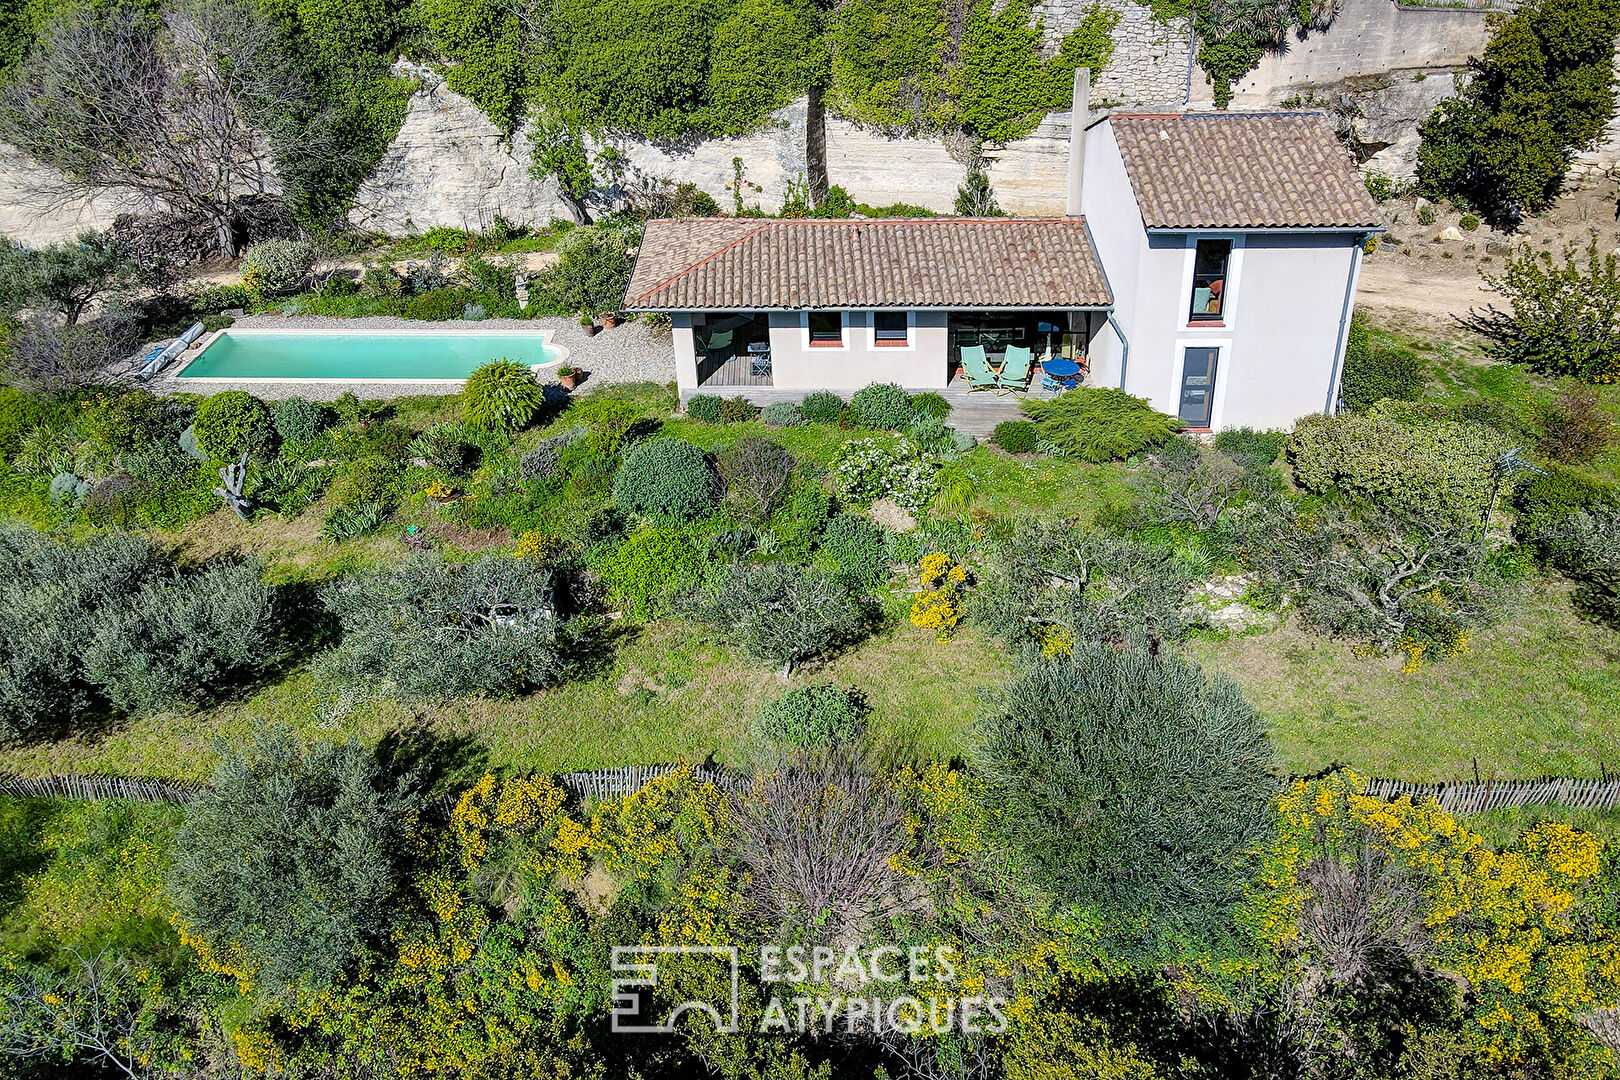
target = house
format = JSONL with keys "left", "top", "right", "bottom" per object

{"left": 622, "top": 74, "right": 1384, "bottom": 431}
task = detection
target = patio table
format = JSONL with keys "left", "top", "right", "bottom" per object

{"left": 1041, "top": 356, "right": 1081, "bottom": 391}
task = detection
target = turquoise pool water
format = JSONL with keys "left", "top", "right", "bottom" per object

{"left": 177, "top": 330, "right": 560, "bottom": 380}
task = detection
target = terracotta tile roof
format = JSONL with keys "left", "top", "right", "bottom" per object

{"left": 1108, "top": 112, "right": 1385, "bottom": 230}
{"left": 624, "top": 218, "right": 1113, "bottom": 310}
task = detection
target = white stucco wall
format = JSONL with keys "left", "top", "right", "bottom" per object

{"left": 1079, "top": 118, "right": 1362, "bottom": 430}
{"left": 765, "top": 311, "right": 951, "bottom": 390}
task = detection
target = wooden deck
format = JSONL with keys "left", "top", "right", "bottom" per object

{"left": 681, "top": 371, "right": 1068, "bottom": 436}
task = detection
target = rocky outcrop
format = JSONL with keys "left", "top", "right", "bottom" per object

{"left": 1351, "top": 72, "right": 1464, "bottom": 180}
{"left": 1035, "top": 1, "right": 1194, "bottom": 107}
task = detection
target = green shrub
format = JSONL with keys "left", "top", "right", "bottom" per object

{"left": 403, "top": 289, "right": 468, "bottom": 321}
{"left": 463, "top": 358, "right": 546, "bottom": 432}
{"left": 684, "top": 562, "right": 866, "bottom": 672}
{"left": 597, "top": 525, "right": 709, "bottom": 619}
{"left": 1416, "top": 203, "right": 1437, "bottom": 226}
{"left": 992, "top": 420, "right": 1039, "bottom": 454}
{"left": 168, "top": 727, "right": 412, "bottom": 996}
{"left": 833, "top": 435, "right": 938, "bottom": 511}
{"left": 977, "top": 645, "right": 1277, "bottom": 958}
{"left": 270, "top": 398, "right": 331, "bottom": 446}
{"left": 1023, "top": 387, "right": 1180, "bottom": 462}
{"left": 817, "top": 514, "right": 889, "bottom": 591}
{"left": 719, "top": 395, "right": 760, "bottom": 423}
{"left": 48, "top": 471, "right": 87, "bottom": 506}
{"left": 539, "top": 225, "right": 635, "bottom": 314}
{"left": 81, "top": 391, "right": 168, "bottom": 453}
{"left": 321, "top": 501, "right": 391, "bottom": 542}
{"left": 908, "top": 392, "right": 951, "bottom": 421}
{"left": 407, "top": 425, "right": 482, "bottom": 475}
{"left": 319, "top": 552, "right": 568, "bottom": 698}
{"left": 1513, "top": 464, "right": 1619, "bottom": 550}
{"left": 754, "top": 683, "right": 867, "bottom": 748}
{"left": 799, "top": 391, "right": 845, "bottom": 423}
{"left": 1213, "top": 427, "right": 1288, "bottom": 472}
{"left": 1287, "top": 405, "right": 1511, "bottom": 522}
{"left": 613, "top": 437, "right": 719, "bottom": 521}
{"left": 1339, "top": 319, "right": 1427, "bottom": 412}
{"left": 240, "top": 239, "right": 318, "bottom": 297}
{"left": 83, "top": 560, "right": 280, "bottom": 715}
{"left": 1461, "top": 240, "right": 1620, "bottom": 382}
{"left": 686, "top": 394, "right": 723, "bottom": 422}
{"left": 333, "top": 456, "right": 400, "bottom": 509}
{"left": 1537, "top": 505, "right": 1620, "bottom": 626}
{"left": 1459, "top": 213, "right": 1481, "bottom": 231}
{"left": 194, "top": 282, "right": 255, "bottom": 313}
{"left": 193, "top": 391, "right": 277, "bottom": 461}
{"left": 850, "top": 382, "right": 912, "bottom": 429}
{"left": 761, "top": 401, "right": 805, "bottom": 427}
{"left": 0, "top": 387, "right": 38, "bottom": 459}
{"left": 769, "top": 482, "right": 833, "bottom": 559}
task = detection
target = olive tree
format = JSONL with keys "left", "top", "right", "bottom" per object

{"left": 976, "top": 645, "right": 1278, "bottom": 958}
{"left": 168, "top": 727, "right": 413, "bottom": 996}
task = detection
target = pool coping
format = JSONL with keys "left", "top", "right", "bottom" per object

{"left": 172, "top": 326, "right": 570, "bottom": 384}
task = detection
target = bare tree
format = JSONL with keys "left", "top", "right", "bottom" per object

{"left": 732, "top": 744, "right": 913, "bottom": 942}
{"left": 6, "top": 311, "right": 140, "bottom": 394}
{"left": 0, "top": 0, "right": 326, "bottom": 256}
{"left": 3, "top": 950, "right": 158, "bottom": 1080}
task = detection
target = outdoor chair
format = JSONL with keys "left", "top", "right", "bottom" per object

{"left": 960, "top": 345, "right": 998, "bottom": 392}
{"left": 997, "top": 345, "right": 1033, "bottom": 394}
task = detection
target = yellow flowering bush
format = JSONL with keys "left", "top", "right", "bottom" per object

{"left": 512, "top": 529, "right": 567, "bottom": 561}
{"left": 910, "top": 552, "right": 970, "bottom": 641}
{"left": 1247, "top": 771, "right": 1620, "bottom": 1071}
{"left": 421, "top": 480, "right": 455, "bottom": 500}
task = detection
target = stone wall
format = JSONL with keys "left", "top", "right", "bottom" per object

{"left": 1034, "top": 0, "right": 1194, "bottom": 107}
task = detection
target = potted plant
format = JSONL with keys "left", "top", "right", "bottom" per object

{"left": 556, "top": 364, "right": 581, "bottom": 390}
{"left": 579, "top": 313, "right": 598, "bottom": 338}
{"left": 600, "top": 310, "right": 620, "bottom": 329}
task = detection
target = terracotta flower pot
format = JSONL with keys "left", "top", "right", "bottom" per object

{"left": 558, "top": 370, "right": 581, "bottom": 390}
{"left": 601, "top": 313, "right": 620, "bottom": 328}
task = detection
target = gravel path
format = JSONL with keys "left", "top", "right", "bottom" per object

{"left": 149, "top": 314, "right": 676, "bottom": 401}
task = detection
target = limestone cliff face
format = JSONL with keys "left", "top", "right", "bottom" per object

{"left": 2, "top": 0, "right": 1618, "bottom": 245}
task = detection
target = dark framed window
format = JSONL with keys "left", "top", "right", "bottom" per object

{"left": 1188, "top": 239, "right": 1232, "bottom": 323}
{"left": 808, "top": 312, "right": 843, "bottom": 346}
{"left": 874, "top": 311, "right": 908, "bottom": 345}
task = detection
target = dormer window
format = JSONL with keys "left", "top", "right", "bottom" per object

{"left": 1188, "top": 239, "right": 1231, "bottom": 323}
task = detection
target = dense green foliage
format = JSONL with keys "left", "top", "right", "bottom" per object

{"left": 612, "top": 436, "right": 719, "bottom": 521}
{"left": 829, "top": 0, "right": 1116, "bottom": 144}
{"left": 320, "top": 552, "right": 569, "bottom": 699}
{"left": 753, "top": 682, "right": 867, "bottom": 747}
{"left": 239, "top": 238, "right": 317, "bottom": 297}
{"left": 1287, "top": 403, "right": 1511, "bottom": 522}
{"left": 462, "top": 359, "right": 547, "bottom": 432}
{"left": 815, "top": 512, "right": 889, "bottom": 591}
{"left": 0, "top": 529, "right": 279, "bottom": 738}
{"left": 193, "top": 391, "right": 277, "bottom": 461}
{"left": 0, "top": 230, "right": 131, "bottom": 324}
{"left": 169, "top": 726, "right": 412, "bottom": 995}
{"left": 1022, "top": 386, "right": 1180, "bottom": 461}
{"left": 992, "top": 419, "right": 1038, "bottom": 453}
{"left": 978, "top": 646, "right": 1278, "bottom": 957}
{"left": 1462, "top": 239, "right": 1620, "bottom": 382}
{"left": 1339, "top": 317, "right": 1426, "bottom": 411}
{"left": 1417, "top": 0, "right": 1620, "bottom": 222}
{"left": 685, "top": 562, "right": 866, "bottom": 670}
{"left": 270, "top": 396, "right": 332, "bottom": 445}
{"left": 849, "top": 381, "right": 912, "bottom": 430}
{"left": 538, "top": 225, "right": 636, "bottom": 315}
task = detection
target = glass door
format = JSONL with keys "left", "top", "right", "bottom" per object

{"left": 1179, "top": 347, "right": 1219, "bottom": 427}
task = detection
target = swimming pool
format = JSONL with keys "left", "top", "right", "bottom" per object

{"left": 175, "top": 328, "right": 566, "bottom": 382}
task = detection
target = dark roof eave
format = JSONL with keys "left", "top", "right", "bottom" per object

{"left": 1142, "top": 224, "right": 1386, "bottom": 234}
{"left": 623, "top": 303, "right": 1117, "bottom": 313}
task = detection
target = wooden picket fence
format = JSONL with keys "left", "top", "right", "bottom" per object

{"left": 0, "top": 761, "right": 744, "bottom": 810}
{"left": 3, "top": 767, "right": 1618, "bottom": 814}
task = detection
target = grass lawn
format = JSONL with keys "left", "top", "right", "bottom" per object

{"left": 1187, "top": 580, "right": 1620, "bottom": 782}
{"left": 0, "top": 620, "right": 1009, "bottom": 788}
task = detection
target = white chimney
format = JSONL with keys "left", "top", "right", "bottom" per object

{"left": 1067, "top": 67, "right": 1090, "bottom": 217}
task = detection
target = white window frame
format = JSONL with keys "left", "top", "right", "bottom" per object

{"left": 1169, "top": 338, "right": 1232, "bottom": 431}
{"left": 801, "top": 310, "right": 850, "bottom": 352}
{"left": 1178, "top": 234, "right": 1245, "bottom": 331}
{"left": 867, "top": 310, "right": 917, "bottom": 352}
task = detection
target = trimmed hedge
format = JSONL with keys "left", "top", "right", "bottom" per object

{"left": 850, "top": 382, "right": 912, "bottom": 429}
{"left": 993, "top": 420, "right": 1039, "bottom": 454}
{"left": 799, "top": 391, "right": 846, "bottom": 423}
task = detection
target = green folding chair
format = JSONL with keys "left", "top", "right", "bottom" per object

{"left": 997, "top": 345, "right": 1033, "bottom": 394}
{"left": 960, "top": 345, "right": 998, "bottom": 392}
